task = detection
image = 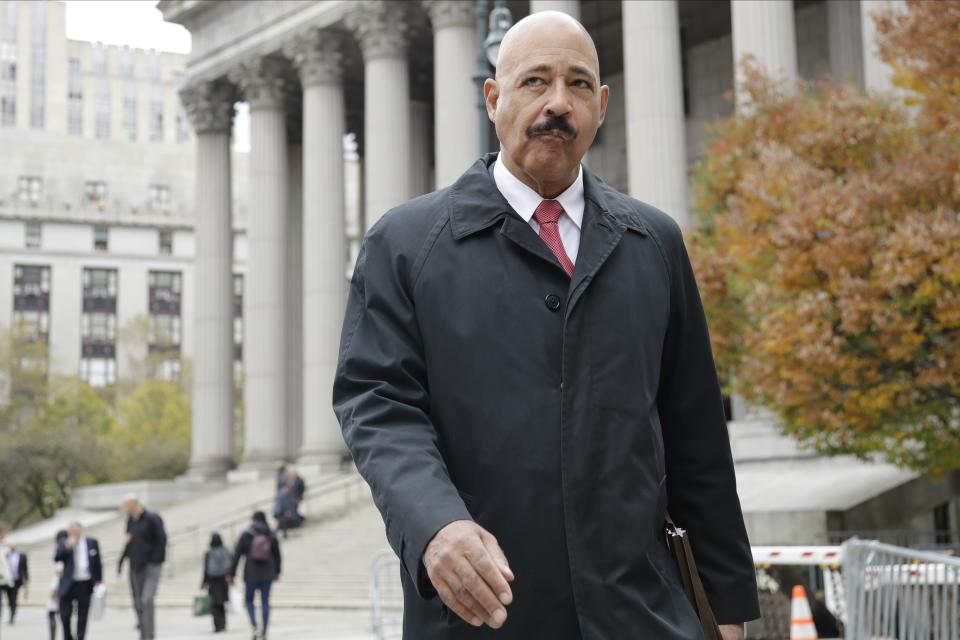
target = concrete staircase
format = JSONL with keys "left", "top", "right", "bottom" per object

{"left": 15, "top": 471, "right": 393, "bottom": 612}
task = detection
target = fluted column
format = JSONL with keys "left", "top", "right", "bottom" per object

{"left": 348, "top": 1, "right": 412, "bottom": 230}
{"left": 529, "top": 0, "right": 580, "bottom": 19}
{"left": 180, "top": 81, "right": 236, "bottom": 479}
{"left": 424, "top": 0, "right": 478, "bottom": 188}
{"left": 622, "top": 0, "right": 688, "bottom": 226}
{"left": 861, "top": 0, "right": 906, "bottom": 93}
{"left": 287, "top": 30, "right": 350, "bottom": 469}
{"left": 230, "top": 58, "right": 289, "bottom": 470}
{"left": 731, "top": 0, "right": 797, "bottom": 105}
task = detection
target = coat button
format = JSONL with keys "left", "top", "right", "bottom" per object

{"left": 545, "top": 294, "right": 561, "bottom": 311}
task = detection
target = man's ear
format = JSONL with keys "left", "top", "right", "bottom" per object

{"left": 484, "top": 78, "right": 499, "bottom": 123}
{"left": 598, "top": 84, "right": 609, "bottom": 127}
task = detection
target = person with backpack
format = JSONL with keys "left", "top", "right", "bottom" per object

{"left": 201, "top": 533, "right": 232, "bottom": 633}
{"left": 229, "top": 511, "right": 281, "bottom": 640}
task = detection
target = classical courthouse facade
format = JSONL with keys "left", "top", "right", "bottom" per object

{"left": 159, "top": 0, "right": 903, "bottom": 478}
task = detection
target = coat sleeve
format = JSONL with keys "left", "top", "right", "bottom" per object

{"left": 333, "top": 222, "right": 473, "bottom": 600}
{"left": 655, "top": 220, "right": 760, "bottom": 624}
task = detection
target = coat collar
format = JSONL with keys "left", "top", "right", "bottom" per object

{"left": 449, "top": 153, "right": 649, "bottom": 239}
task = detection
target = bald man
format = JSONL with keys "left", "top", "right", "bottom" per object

{"left": 334, "top": 11, "right": 759, "bottom": 639}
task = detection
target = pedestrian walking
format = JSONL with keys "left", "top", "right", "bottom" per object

{"left": 119, "top": 495, "right": 167, "bottom": 640}
{"left": 55, "top": 522, "right": 102, "bottom": 640}
{"left": 332, "top": 11, "right": 760, "bottom": 639}
{"left": 286, "top": 470, "right": 306, "bottom": 526}
{"left": 272, "top": 484, "right": 295, "bottom": 539}
{"left": 0, "top": 522, "right": 14, "bottom": 629}
{"left": 229, "top": 511, "right": 281, "bottom": 640}
{"left": 3, "top": 542, "right": 28, "bottom": 624}
{"left": 48, "top": 531, "right": 68, "bottom": 640}
{"left": 201, "top": 533, "right": 232, "bottom": 633}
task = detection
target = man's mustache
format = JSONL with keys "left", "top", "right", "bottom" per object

{"left": 526, "top": 117, "right": 577, "bottom": 140}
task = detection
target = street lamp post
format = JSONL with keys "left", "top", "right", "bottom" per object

{"left": 474, "top": 0, "right": 513, "bottom": 156}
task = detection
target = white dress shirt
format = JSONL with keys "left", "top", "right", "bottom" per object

{"left": 493, "top": 156, "right": 584, "bottom": 264}
{"left": 7, "top": 550, "right": 20, "bottom": 581}
{"left": 73, "top": 537, "right": 91, "bottom": 581}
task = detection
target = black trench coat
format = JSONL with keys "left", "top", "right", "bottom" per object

{"left": 333, "top": 154, "right": 759, "bottom": 639}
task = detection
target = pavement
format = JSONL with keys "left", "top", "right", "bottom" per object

{"left": 0, "top": 605, "right": 376, "bottom": 640}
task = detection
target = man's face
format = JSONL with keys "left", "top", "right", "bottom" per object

{"left": 69, "top": 523, "right": 82, "bottom": 539}
{"left": 485, "top": 16, "right": 608, "bottom": 191}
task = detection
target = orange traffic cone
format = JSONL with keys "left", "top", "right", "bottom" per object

{"left": 790, "top": 584, "right": 819, "bottom": 640}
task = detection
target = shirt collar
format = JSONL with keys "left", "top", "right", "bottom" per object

{"left": 492, "top": 155, "right": 584, "bottom": 229}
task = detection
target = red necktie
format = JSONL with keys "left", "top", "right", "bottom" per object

{"left": 533, "top": 199, "right": 574, "bottom": 278}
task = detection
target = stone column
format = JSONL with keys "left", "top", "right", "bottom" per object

{"left": 424, "top": 0, "right": 478, "bottom": 188}
{"left": 348, "top": 1, "right": 412, "bottom": 230}
{"left": 180, "top": 81, "right": 236, "bottom": 479}
{"left": 230, "top": 58, "right": 289, "bottom": 470}
{"left": 861, "top": 0, "right": 905, "bottom": 93}
{"left": 731, "top": 0, "right": 798, "bottom": 105}
{"left": 827, "top": 0, "right": 863, "bottom": 87}
{"left": 529, "top": 0, "right": 580, "bottom": 20}
{"left": 622, "top": 0, "right": 688, "bottom": 226}
{"left": 287, "top": 30, "right": 350, "bottom": 469}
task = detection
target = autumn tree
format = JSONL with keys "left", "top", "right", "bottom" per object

{"left": 688, "top": 0, "right": 960, "bottom": 473}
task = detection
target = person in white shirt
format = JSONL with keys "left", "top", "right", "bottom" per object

{"left": 0, "top": 521, "right": 15, "bottom": 622}
{"left": 54, "top": 522, "right": 102, "bottom": 640}
{"left": 3, "top": 541, "right": 28, "bottom": 624}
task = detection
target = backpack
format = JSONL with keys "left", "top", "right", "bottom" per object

{"left": 248, "top": 530, "right": 272, "bottom": 562}
{"left": 205, "top": 547, "right": 233, "bottom": 578}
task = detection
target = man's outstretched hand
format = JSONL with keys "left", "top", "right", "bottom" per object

{"left": 424, "top": 520, "right": 514, "bottom": 629}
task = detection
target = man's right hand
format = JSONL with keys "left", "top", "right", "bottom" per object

{"left": 423, "top": 520, "right": 514, "bottom": 629}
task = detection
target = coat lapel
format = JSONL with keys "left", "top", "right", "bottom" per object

{"left": 563, "top": 169, "right": 647, "bottom": 319}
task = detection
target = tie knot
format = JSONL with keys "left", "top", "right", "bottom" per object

{"left": 533, "top": 199, "right": 564, "bottom": 225}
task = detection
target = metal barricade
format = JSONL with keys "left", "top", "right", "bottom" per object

{"left": 843, "top": 538, "right": 960, "bottom": 640}
{"left": 371, "top": 551, "right": 404, "bottom": 640}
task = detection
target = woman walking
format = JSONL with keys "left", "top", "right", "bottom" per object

{"left": 200, "top": 533, "right": 232, "bottom": 633}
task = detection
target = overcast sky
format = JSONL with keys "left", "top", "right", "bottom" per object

{"left": 64, "top": 1, "right": 191, "bottom": 54}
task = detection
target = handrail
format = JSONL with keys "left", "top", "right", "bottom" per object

{"left": 101, "top": 471, "right": 367, "bottom": 576}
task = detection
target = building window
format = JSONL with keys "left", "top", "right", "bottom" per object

{"left": 149, "top": 270, "right": 182, "bottom": 379}
{"left": 149, "top": 184, "right": 170, "bottom": 211}
{"left": 18, "top": 176, "right": 42, "bottom": 206}
{"left": 80, "top": 357, "right": 116, "bottom": 387}
{"left": 85, "top": 180, "right": 108, "bottom": 207}
{"left": 13, "top": 264, "right": 51, "bottom": 343}
{"left": 158, "top": 229, "right": 173, "bottom": 255}
{"left": 149, "top": 94, "right": 163, "bottom": 141}
{"left": 0, "top": 3, "right": 16, "bottom": 128}
{"left": 82, "top": 267, "right": 117, "bottom": 303}
{"left": 119, "top": 46, "right": 133, "bottom": 79}
{"left": 146, "top": 51, "right": 161, "bottom": 82}
{"left": 93, "top": 225, "right": 108, "bottom": 251}
{"left": 24, "top": 220, "right": 41, "bottom": 248}
{"left": 92, "top": 44, "right": 109, "bottom": 138}
{"left": 67, "top": 58, "right": 82, "bottom": 135}
{"left": 233, "top": 274, "right": 243, "bottom": 362}
{"left": 123, "top": 81, "right": 137, "bottom": 141}
{"left": 30, "top": 1, "right": 45, "bottom": 129}
{"left": 81, "top": 267, "right": 117, "bottom": 387}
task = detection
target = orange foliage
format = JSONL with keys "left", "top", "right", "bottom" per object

{"left": 688, "top": 1, "right": 960, "bottom": 472}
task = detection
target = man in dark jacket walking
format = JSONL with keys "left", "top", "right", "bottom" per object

{"left": 333, "top": 10, "right": 759, "bottom": 640}
{"left": 229, "top": 511, "right": 281, "bottom": 640}
{"left": 119, "top": 496, "right": 166, "bottom": 640}
{"left": 55, "top": 522, "right": 102, "bottom": 640}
